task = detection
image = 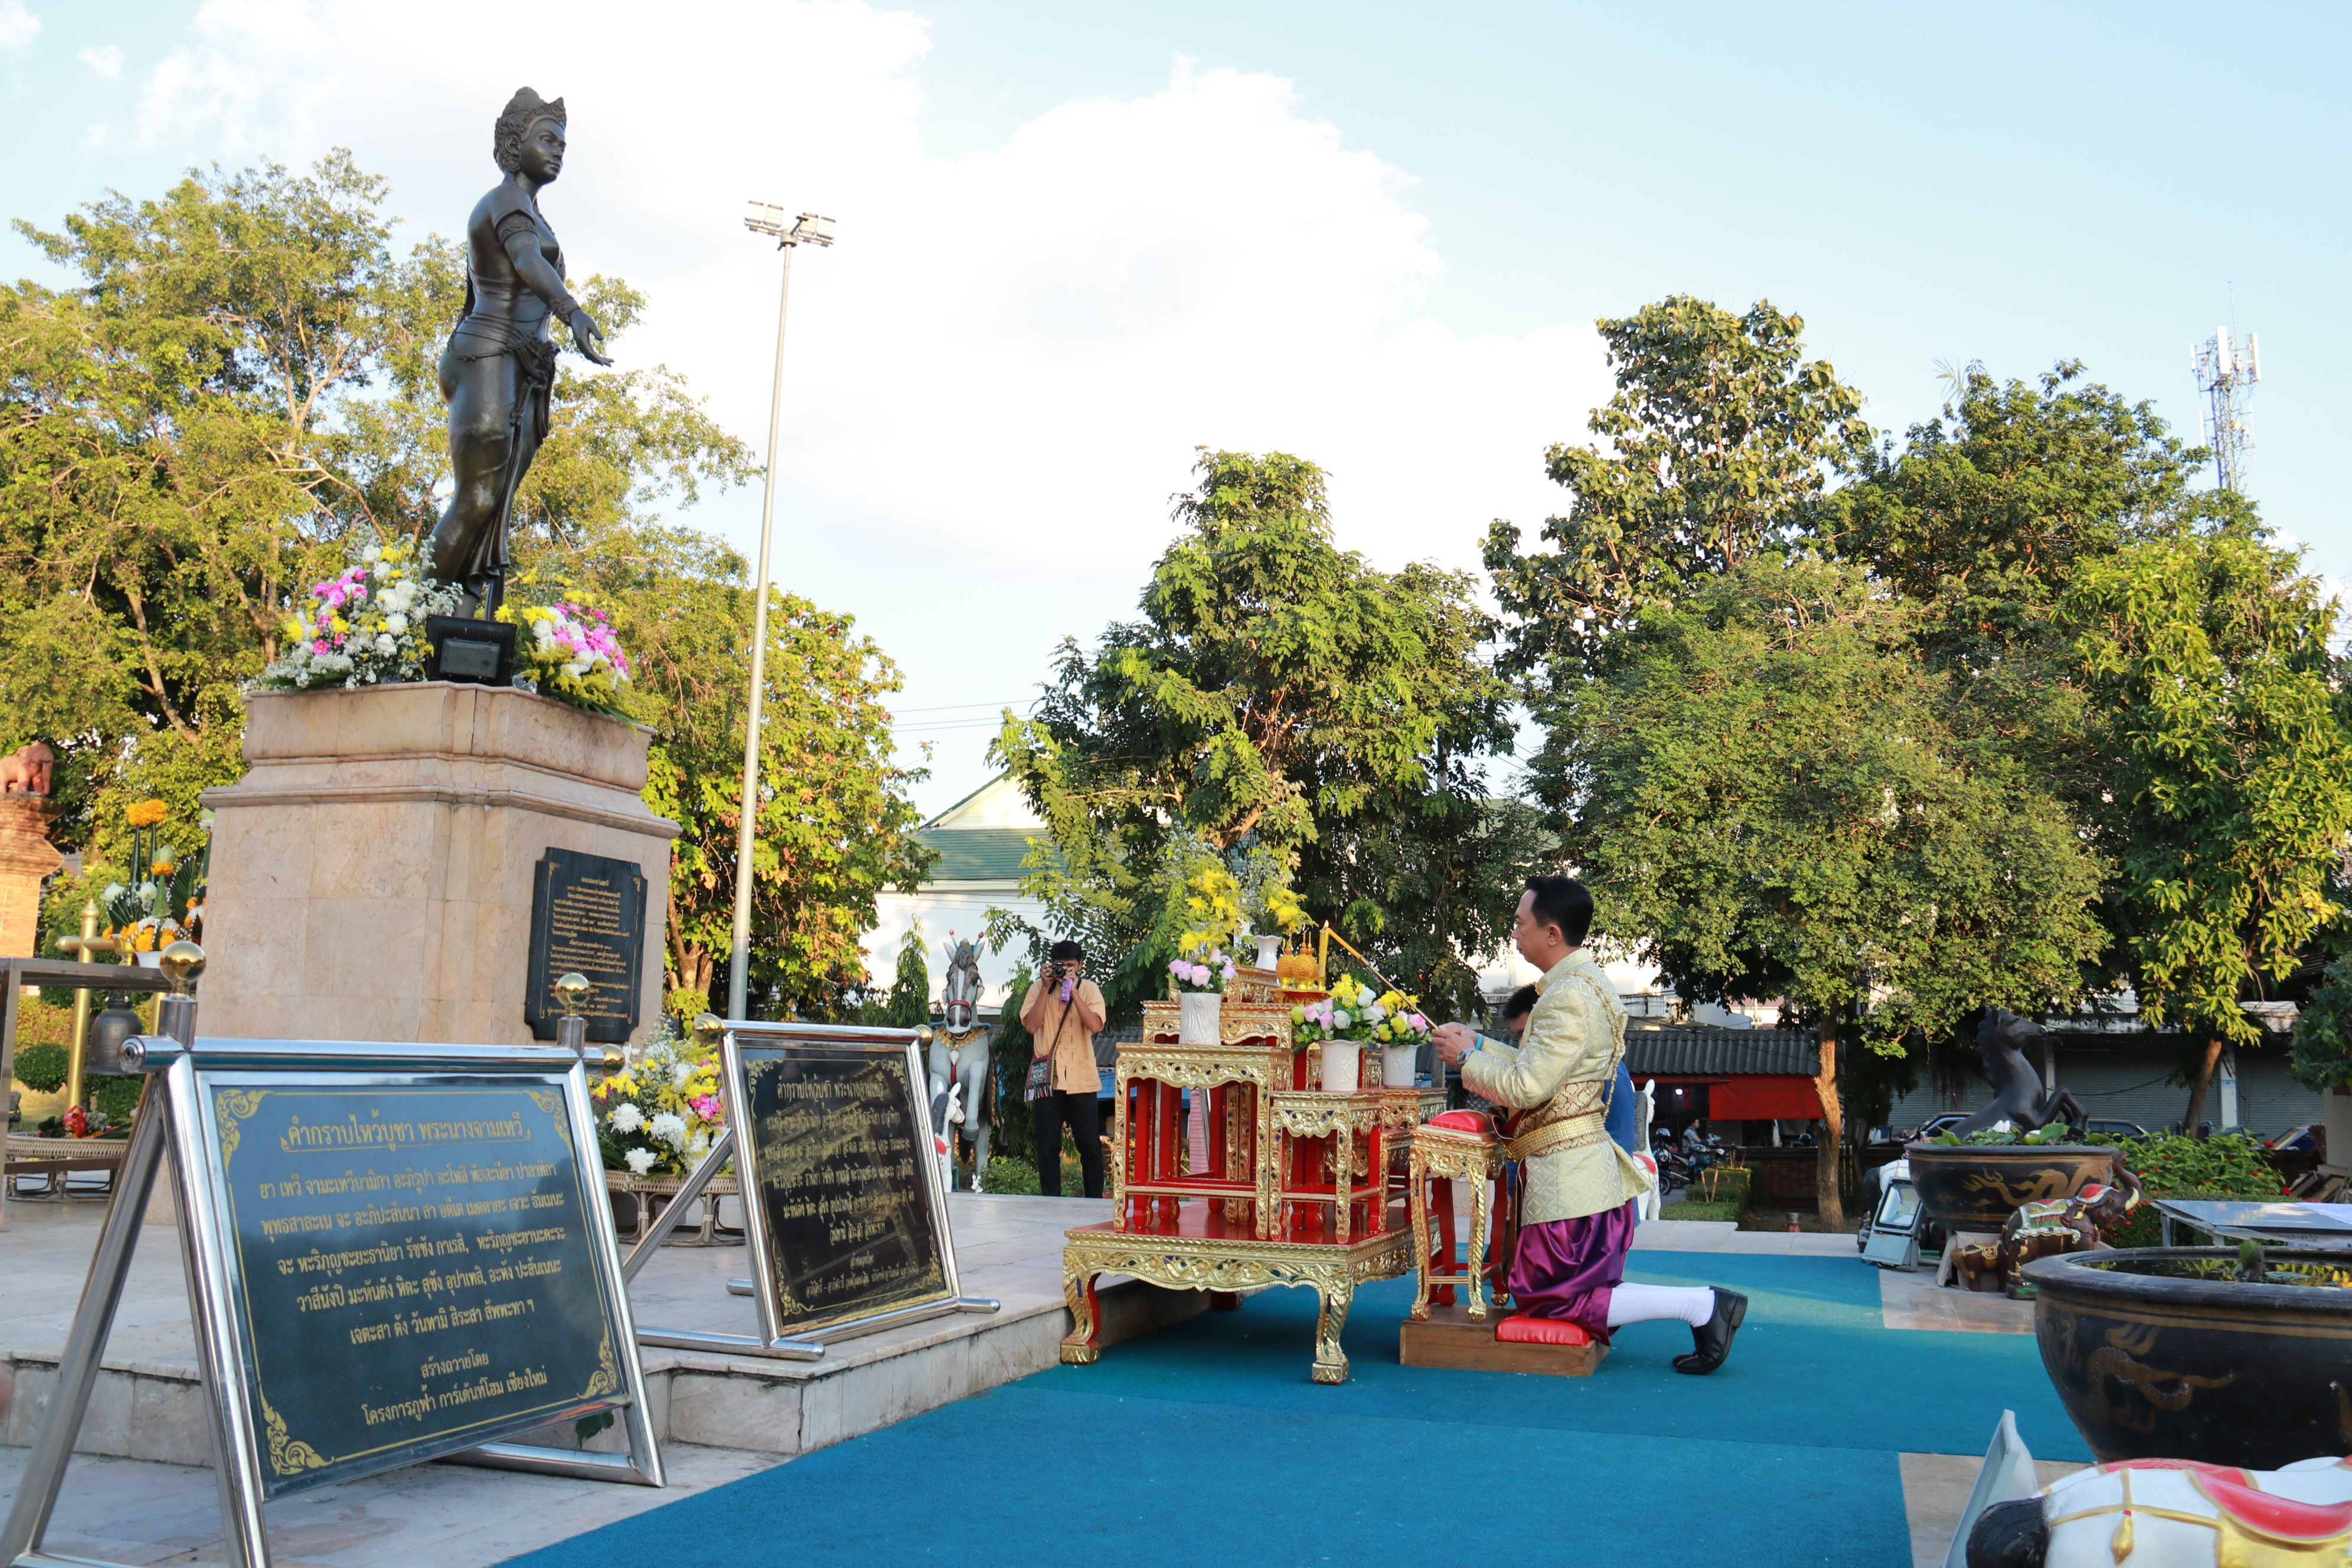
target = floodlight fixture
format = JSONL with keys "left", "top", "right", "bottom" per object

{"left": 743, "top": 201, "right": 836, "bottom": 249}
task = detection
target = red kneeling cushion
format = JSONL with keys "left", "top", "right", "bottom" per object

{"left": 1496, "top": 1315, "right": 1592, "bottom": 1347}
{"left": 1429, "top": 1110, "right": 1491, "bottom": 1134}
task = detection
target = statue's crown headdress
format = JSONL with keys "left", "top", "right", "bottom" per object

{"left": 494, "top": 87, "right": 567, "bottom": 173}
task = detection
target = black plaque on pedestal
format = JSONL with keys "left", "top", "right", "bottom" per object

{"left": 524, "top": 848, "right": 648, "bottom": 1044}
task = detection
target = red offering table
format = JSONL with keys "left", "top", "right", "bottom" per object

{"left": 1060, "top": 985, "right": 1439, "bottom": 1384}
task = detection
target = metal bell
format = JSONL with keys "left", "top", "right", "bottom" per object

{"left": 87, "top": 1002, "right": 143, "bottom": 1074}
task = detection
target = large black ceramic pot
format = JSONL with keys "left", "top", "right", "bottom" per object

{"left": 2024, "top": 1247, "right": 2352, "bottom": 1471}
{"left": 1905, "top": 1142, "right": 2116, "bottom": 1233}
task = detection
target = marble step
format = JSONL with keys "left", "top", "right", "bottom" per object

{"left": 1, "top": 1273, "right": 1203, "bottom": 1466}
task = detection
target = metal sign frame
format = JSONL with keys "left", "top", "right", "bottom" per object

{"left": 2, "top": 1035, "right": 662, "bottom": 1568}
{"left": 1862, "top": 1175, "right": 1924, "bottom": 1271}
{"left": 626, "top": 1020, "right": 997, "bottom": 1361}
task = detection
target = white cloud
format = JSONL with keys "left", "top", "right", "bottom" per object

{"left": 79, "top": 44, "right": 122, "bottom": 79}
{"left": 92, "top": 1, "right": 1607, "bottom": 807}
{"left": 0, "top": 0, "right": 41, "bottom": 53}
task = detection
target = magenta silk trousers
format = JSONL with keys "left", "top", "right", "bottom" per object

{"left": 1502, "top": 1200, "right": 1639, "bottom": 1342}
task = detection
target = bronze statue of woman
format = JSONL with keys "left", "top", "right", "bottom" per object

{"left": 428, "top": 87, "right": 611, "bottom": 613}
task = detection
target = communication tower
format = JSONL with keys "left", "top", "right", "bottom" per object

{"left": 2192, "top": 322, "right": 2259, "bottom": 492}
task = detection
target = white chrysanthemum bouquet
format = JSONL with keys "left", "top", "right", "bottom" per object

{"left": 257, "top": 541, "right": 465, "bottom": 691}
{"left": 592, "top": 1016, "right": 726, "bottom": 1176}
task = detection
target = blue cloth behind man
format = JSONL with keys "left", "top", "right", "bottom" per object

{"left": 1605, "top": 1060, "right": 1638, "bottom": 1154}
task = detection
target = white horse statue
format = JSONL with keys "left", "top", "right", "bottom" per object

{"left": 927, "top": 935, "right": 993, "bottom": 1192}
{"left": 1951, "top": 1411, "right": 2352, "bottom": 1567}
{"left": 1631, "top": 1078, "right": 1661, "bottom": 1222}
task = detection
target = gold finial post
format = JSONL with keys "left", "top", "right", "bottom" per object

{"left": 553, "top": 972, "right": 592, "bottom": 1063}
{"left": 691, "top": 1012, "right": 725, "bottom": 1051}
{"left": 154, "top": 940, "right": 205, "bottom": 1048}
{"left": 54, "top": 899, "right": 126, "bottom": 1111}
{"left": 158, "top": 940, "right": 205, "bottom": 995}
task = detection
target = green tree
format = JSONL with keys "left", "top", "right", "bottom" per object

{"left": 992, "top": 449, "right": 1519, "bottom": 1021}
{"left": 638, "top": 569, "right": 932, "bottom": 1021}
{"left": 1563, "top": 557, "right": 2107, "bottom": 1224}
{"left": 2062, "top": 531, "right": 2352, "bottom": 1129}
{"left": 1484, "top": 296, "right": 1870, "bottom": 681}
{"left": 862, "top": 928, "right": 932, "bottom": 1028}
{"left": 1814, "top": 360, "right": 2258, "bottom": 1018}
{"left": 1823, "top": 361, "right": 2216, "bottom": 605}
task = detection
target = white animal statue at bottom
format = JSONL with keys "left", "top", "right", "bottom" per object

{"left": 1952, "top": 1412, "right": 2352, "bottom": 1567}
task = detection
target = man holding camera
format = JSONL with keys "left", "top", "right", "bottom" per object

{"left": 1020, "top": 940, "right": 1108, "bottom": 1198}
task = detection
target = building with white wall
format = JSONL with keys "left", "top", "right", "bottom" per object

{"left": 865, "top": 775, "right": 1048, "bottom": 1010}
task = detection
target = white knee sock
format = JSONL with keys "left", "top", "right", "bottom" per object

{"left": 1606, "top": 1283, "right": 1716, "bottom": 1328}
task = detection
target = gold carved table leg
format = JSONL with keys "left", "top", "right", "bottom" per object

{"left": 1060, "top": 1265, "right": 1103, "bottom": 1365}
{"left": 1467, "top": 1168, "right": 1490, "bottom": 1321}
{"left": 1408, "top": 1148, "right": 1433, "bottom": 1321}
{"left": 1310, "top": 1275, "right": 1354, "bottom": 1384}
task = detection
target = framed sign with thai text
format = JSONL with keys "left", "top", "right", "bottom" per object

{"left": 202, "top": 1077, "right": 629, "bottom": 1495}
{"left": 3, "top": 1034, "right": 662, "bottom": 1568}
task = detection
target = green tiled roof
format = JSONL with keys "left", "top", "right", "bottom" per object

{"left": 913, "top": 827, "right": 1043, "bottom": 883}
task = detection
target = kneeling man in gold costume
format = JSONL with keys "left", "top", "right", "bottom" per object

{"left": 1433, "top": 876, "right": 1746, "bottom": 1373}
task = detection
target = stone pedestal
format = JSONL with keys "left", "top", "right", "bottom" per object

{"left": 0, "top": 795, "right": 63, "bottom": 962}
{"left": 197, "top": 683, "right": 679, "bottom": 1045}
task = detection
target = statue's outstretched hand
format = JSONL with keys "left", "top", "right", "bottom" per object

{"left": 570, "top": 308, "right": 613, "bottom": 367}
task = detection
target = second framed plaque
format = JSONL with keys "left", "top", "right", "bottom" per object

{"left": 631, "top": 1021, "right": 998, "bottom": 1360}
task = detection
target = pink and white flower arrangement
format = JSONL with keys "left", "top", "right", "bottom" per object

{"left": 1288, "top": 973, "right": 1430, "bottom": 1054}
{"left": 507, "top": 593, "right": 633, "bottom": 717}
{"left": 1168, "top": 946, "right": 1240, "bottom": 995}
{"left": 258, "top": 541, "right": 464, "bottom": 691}
{"left": 592, "top": 1014, "right": 725, "bottom": 1177}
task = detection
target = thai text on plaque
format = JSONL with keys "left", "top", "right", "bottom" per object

{"left": 740, "top": 1045, "right": 950, "bottom": 1335}
{"left": 525, "top": 847, "right": 647, "bottom": 1044}
{"left": 208, "top": 1082, "right": 622, "bottom": 1497}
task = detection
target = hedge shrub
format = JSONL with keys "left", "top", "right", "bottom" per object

{"left": 2108, "top": 1132, "right": 2288, "bottom": 1248}
{"left": 12, "top": 1042, "right": 68, "bottom": 1095}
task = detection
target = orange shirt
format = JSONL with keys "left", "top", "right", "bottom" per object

{"left": 1020, "top": 975, "right": 1106, "bottom": 1095}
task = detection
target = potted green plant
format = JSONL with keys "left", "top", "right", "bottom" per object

{"left": 1907, "top": 1122, "right": 2122, "bottom": 1233}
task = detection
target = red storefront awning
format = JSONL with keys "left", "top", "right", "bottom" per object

{"left": 1707, "top": 1076, "right": 1824, "bottom": 1120}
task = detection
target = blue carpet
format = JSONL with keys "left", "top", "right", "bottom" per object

{"left": 504, "top": 1253, "right": 2086, "bottom": 1567}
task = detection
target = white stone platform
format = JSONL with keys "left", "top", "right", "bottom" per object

{"left": 0, "top": 1190, "right": 1201, "bottom": 1471}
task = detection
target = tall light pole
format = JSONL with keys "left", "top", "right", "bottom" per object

{"left": 727, "top": 203, "right": 835, "bottom": 1020}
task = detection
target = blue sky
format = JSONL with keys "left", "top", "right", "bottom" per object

{"left": 4, "top": 1, "right": 2344, "bottom": 815}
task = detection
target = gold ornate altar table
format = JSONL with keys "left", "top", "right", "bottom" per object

{"left": 1060, "top": 985, "right": 1442, "bottom": 1384}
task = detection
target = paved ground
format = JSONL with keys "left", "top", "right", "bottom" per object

{"left": 2, "top": 1193, "right": 2063, "bottom": 1566}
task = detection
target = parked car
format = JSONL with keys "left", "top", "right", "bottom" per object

{"left": 2269, "top": 1124, "right": 2321, "bottom": 1152}
{"left": 1868, "top": 1113, "right": 1968, "bottom": 1148}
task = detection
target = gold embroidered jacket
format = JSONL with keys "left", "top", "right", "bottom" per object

{"left": 1460, "top": 948, "right": 1652, "bottom": 1224}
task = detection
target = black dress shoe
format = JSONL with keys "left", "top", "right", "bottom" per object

{"left": 1672, "top": 1289, "right": 1746, "bottom": 1374}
